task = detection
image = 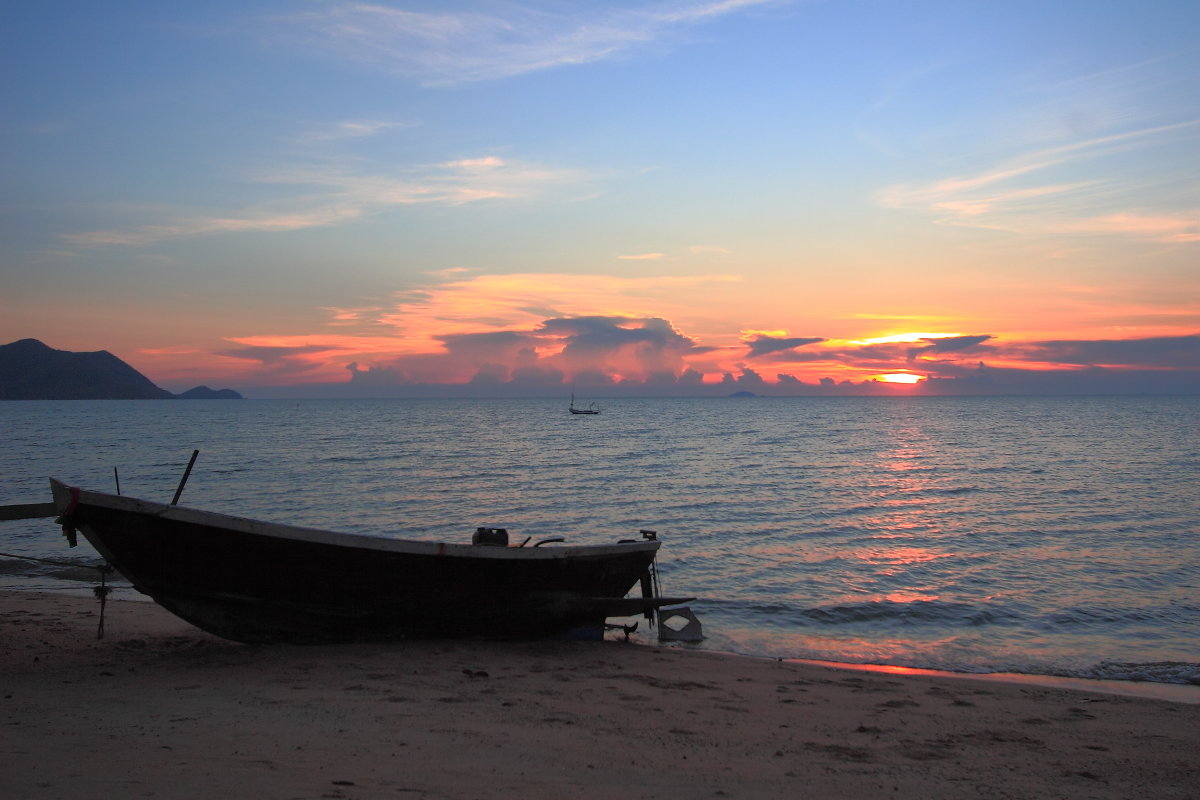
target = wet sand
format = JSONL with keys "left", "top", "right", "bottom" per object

{"left": 2, "top": 589, "right": 1198, "bottom": 799}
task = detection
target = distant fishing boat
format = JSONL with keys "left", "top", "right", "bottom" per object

{"left": 569, "top": 392, "right": 601, "bottom": 415}
{"left": 47, "top": 478, "right": 695, "bottom": 644}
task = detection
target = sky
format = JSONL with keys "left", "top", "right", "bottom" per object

{"left": 2, "top": 0, "right": 1198, "bottom": 397}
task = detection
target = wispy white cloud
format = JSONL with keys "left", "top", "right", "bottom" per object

{"left": 617, "top": 245, "right": 731, "bottom": 260}
{"left": 64, "top": 205, "right": 365, "bottom": 247}
{"left": 322, "top": 305, "right": 385, "bottom": 326}
{"left": 262, "top": 155, "right": 585, "bottom": 205}
{"left": 60, "top": 2, "right": 785, "bottom": 248}
{"left": 65, "top": 155, "right": 584, "bottom": 246}
{"left": 878, "top": 120, "right": 1200, "bottom": 241}
{"left": 282, "top": 0, "right": 784, "bottom": 86}
{"left": 299, "top": 119, "right": 418, "bottom": 142}
{"left": 1069, "top": 210, "right": 1200, "bottom": 243}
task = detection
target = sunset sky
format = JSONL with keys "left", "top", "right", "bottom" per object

{"left": 3, "top": 1, "right": 1197, "bottom": 397}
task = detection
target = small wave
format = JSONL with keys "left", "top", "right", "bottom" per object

{"left": 802, "top": 599, "right": 1009, "bottom": 626}
{"left": 319, "top": 454, "right": 403, "bottom": 464}
{"left": 0, "top": 555, "right": 113, "bottom": 583}
{"left": 1075, "top": 661, "right": 1200, "bottom": 686}
{"left": 818, "top": 504, "right": 883, "bottom": 519}
{"left": 0, "top": 558, "right": 36, "bottom": 576}
{"left": 1038, "top": 604, "right": 1187, "bottom": 628}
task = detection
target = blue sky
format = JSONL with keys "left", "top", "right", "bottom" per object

{"left": 2, "top": 1, "right": 1197, "bottom": 396}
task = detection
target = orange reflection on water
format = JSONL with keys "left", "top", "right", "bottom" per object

{"left": 847, "top": 663, "right": 934, "bottom": 676}
{"left": 876, "top": 495, "right": 932, "bottom": 508}
{"left": 883, "top": 590, "right": 940, "bottom": 603}
{"left": 784, "top": 633, "right": 967, "bottom": 674}
{"left": 851, "top": 546, "right": 953, "bottom": 604}
{"left": 855, "top": 546, "right": 955, "bottom": 567}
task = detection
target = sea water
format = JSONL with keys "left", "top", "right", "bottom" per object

{"left": 1, "top": 396, "right": 1197, "bottom": 686}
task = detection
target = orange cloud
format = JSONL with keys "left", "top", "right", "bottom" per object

{"left": 206, "top": 273, "right": 742, "bottom": 386}
{"left": 373, "top": 272, "right": 743, "bottom": 340}
{"left": 1071, "top": 211, "right": 1200, "bottom": 243}
{"left": 130, "top": 268, "right": 1197, "bottom": 397}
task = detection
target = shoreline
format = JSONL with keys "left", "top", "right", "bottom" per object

{"left": 3, "top": 589, "right": 1199, "bottom": 798}
{"left": 5, "top": 577, "right": 1200, "bottom": 703}
{"left": 6, "top": 577, "right": 1199, "bottom": 703}
{"left": 793, "top": 658, "right": 1200, "bottom": 705}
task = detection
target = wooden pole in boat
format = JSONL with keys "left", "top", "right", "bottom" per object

{"left": 113, "top": 467, "right": 121, "bottom": 496}
{"left": 171, "top": 449, "right": 200, "bottom": 505}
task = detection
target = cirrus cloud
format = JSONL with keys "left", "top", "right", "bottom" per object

{"left": 282, "top": 1, "right": 785, "bottom": 87}
{"left": 64, "top": 155, "right": 584, "bottom": 247}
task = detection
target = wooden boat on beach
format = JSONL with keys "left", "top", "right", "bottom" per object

{"left": 49, "top": 478, "right": 693, "bottom": 644}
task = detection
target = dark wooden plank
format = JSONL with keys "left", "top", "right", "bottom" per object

{"left": 0, "top": 502, "right": 58, "bottom": 521}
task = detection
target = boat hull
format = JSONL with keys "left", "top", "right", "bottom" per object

{"left": 50, "top": 480, "right": 665, "bottom": 644}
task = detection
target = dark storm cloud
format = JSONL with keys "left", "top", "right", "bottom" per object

{"left": 218, "top": 344, "right": 327, "bottom": 364}
{"left": 218, "top": 344, "right": 333, "bottom": 379}
{"left": 744, "top": 334, "right": 826, "bottom": 357}
{"left": 920, "top": 362, "right": 1200, "bottom": 395}
{"left": 346, "top": 362, "right": 406, "bottom": 385}
{"left": 537, "top": 315, "right": 697, "bottom": 355}
{"left": 907, "top": 334, "right": 993, "bottom": 359}
{"left": 720, "top": 367, "right": 768, "bottom": 389}
{"left": 436, "top": 330, "right": 541, "bottom": 355}
{"left": 508, "top": 364, "right": 566, "bottom": 387}
{"left": 1021, "top": 334, "right": 1200, "bottom": 368}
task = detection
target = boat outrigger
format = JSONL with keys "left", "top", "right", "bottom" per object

{"left": 47, "top": 478, "right": 696, "bottom": 644}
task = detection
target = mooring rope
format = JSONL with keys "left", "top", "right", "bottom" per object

{"left": 93, "top": 571, "right": 112, "bottom": 640}
{"left": 0, "top": 550, "right": 115, "bottom": 639}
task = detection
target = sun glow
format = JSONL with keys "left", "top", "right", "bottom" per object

{"left": 878, "top": 373, "right": 923, "bottom": 384}
{"left": 852, "top": 332, "right": 963, "bottom": 345}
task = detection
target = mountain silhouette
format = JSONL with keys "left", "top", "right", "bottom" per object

{"left": 0, "top": 339, "right": 241, "bottom": 400}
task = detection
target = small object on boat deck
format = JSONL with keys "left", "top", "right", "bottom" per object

{"left": 472, "top": 527, "right": 508, "bottom": 546}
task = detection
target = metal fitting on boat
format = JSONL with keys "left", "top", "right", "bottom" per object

{"left": 472, "top": 527, "right": 509, "bottom": 546}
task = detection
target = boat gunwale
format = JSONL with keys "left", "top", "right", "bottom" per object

{"left": 48, "top": 478, "right": 661, "bottom": 561}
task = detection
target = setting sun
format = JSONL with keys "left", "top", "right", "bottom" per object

{"left": 878, "top": 373, "right": 924, "bottom": 384}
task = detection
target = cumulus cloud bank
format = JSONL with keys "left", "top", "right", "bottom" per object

{"left": 226, "top": 309, "right": 1199, "bottom": 397}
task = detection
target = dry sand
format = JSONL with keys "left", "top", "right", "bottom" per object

{"left": 2, "top": 589, "right": 1198, "bottom": 799}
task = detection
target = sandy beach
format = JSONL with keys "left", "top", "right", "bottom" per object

{"left": 2, "top": 590, "right": 1197, "bottom": 799}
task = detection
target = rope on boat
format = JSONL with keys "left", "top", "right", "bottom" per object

{"left": 93, "top": 570, "right": 111, "bottom": 640}
{"left": 639, "top": 529, "right": 663, "bottom": 629}
{"left": 0, "top": 550, "right": 115, "bottom": 639}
